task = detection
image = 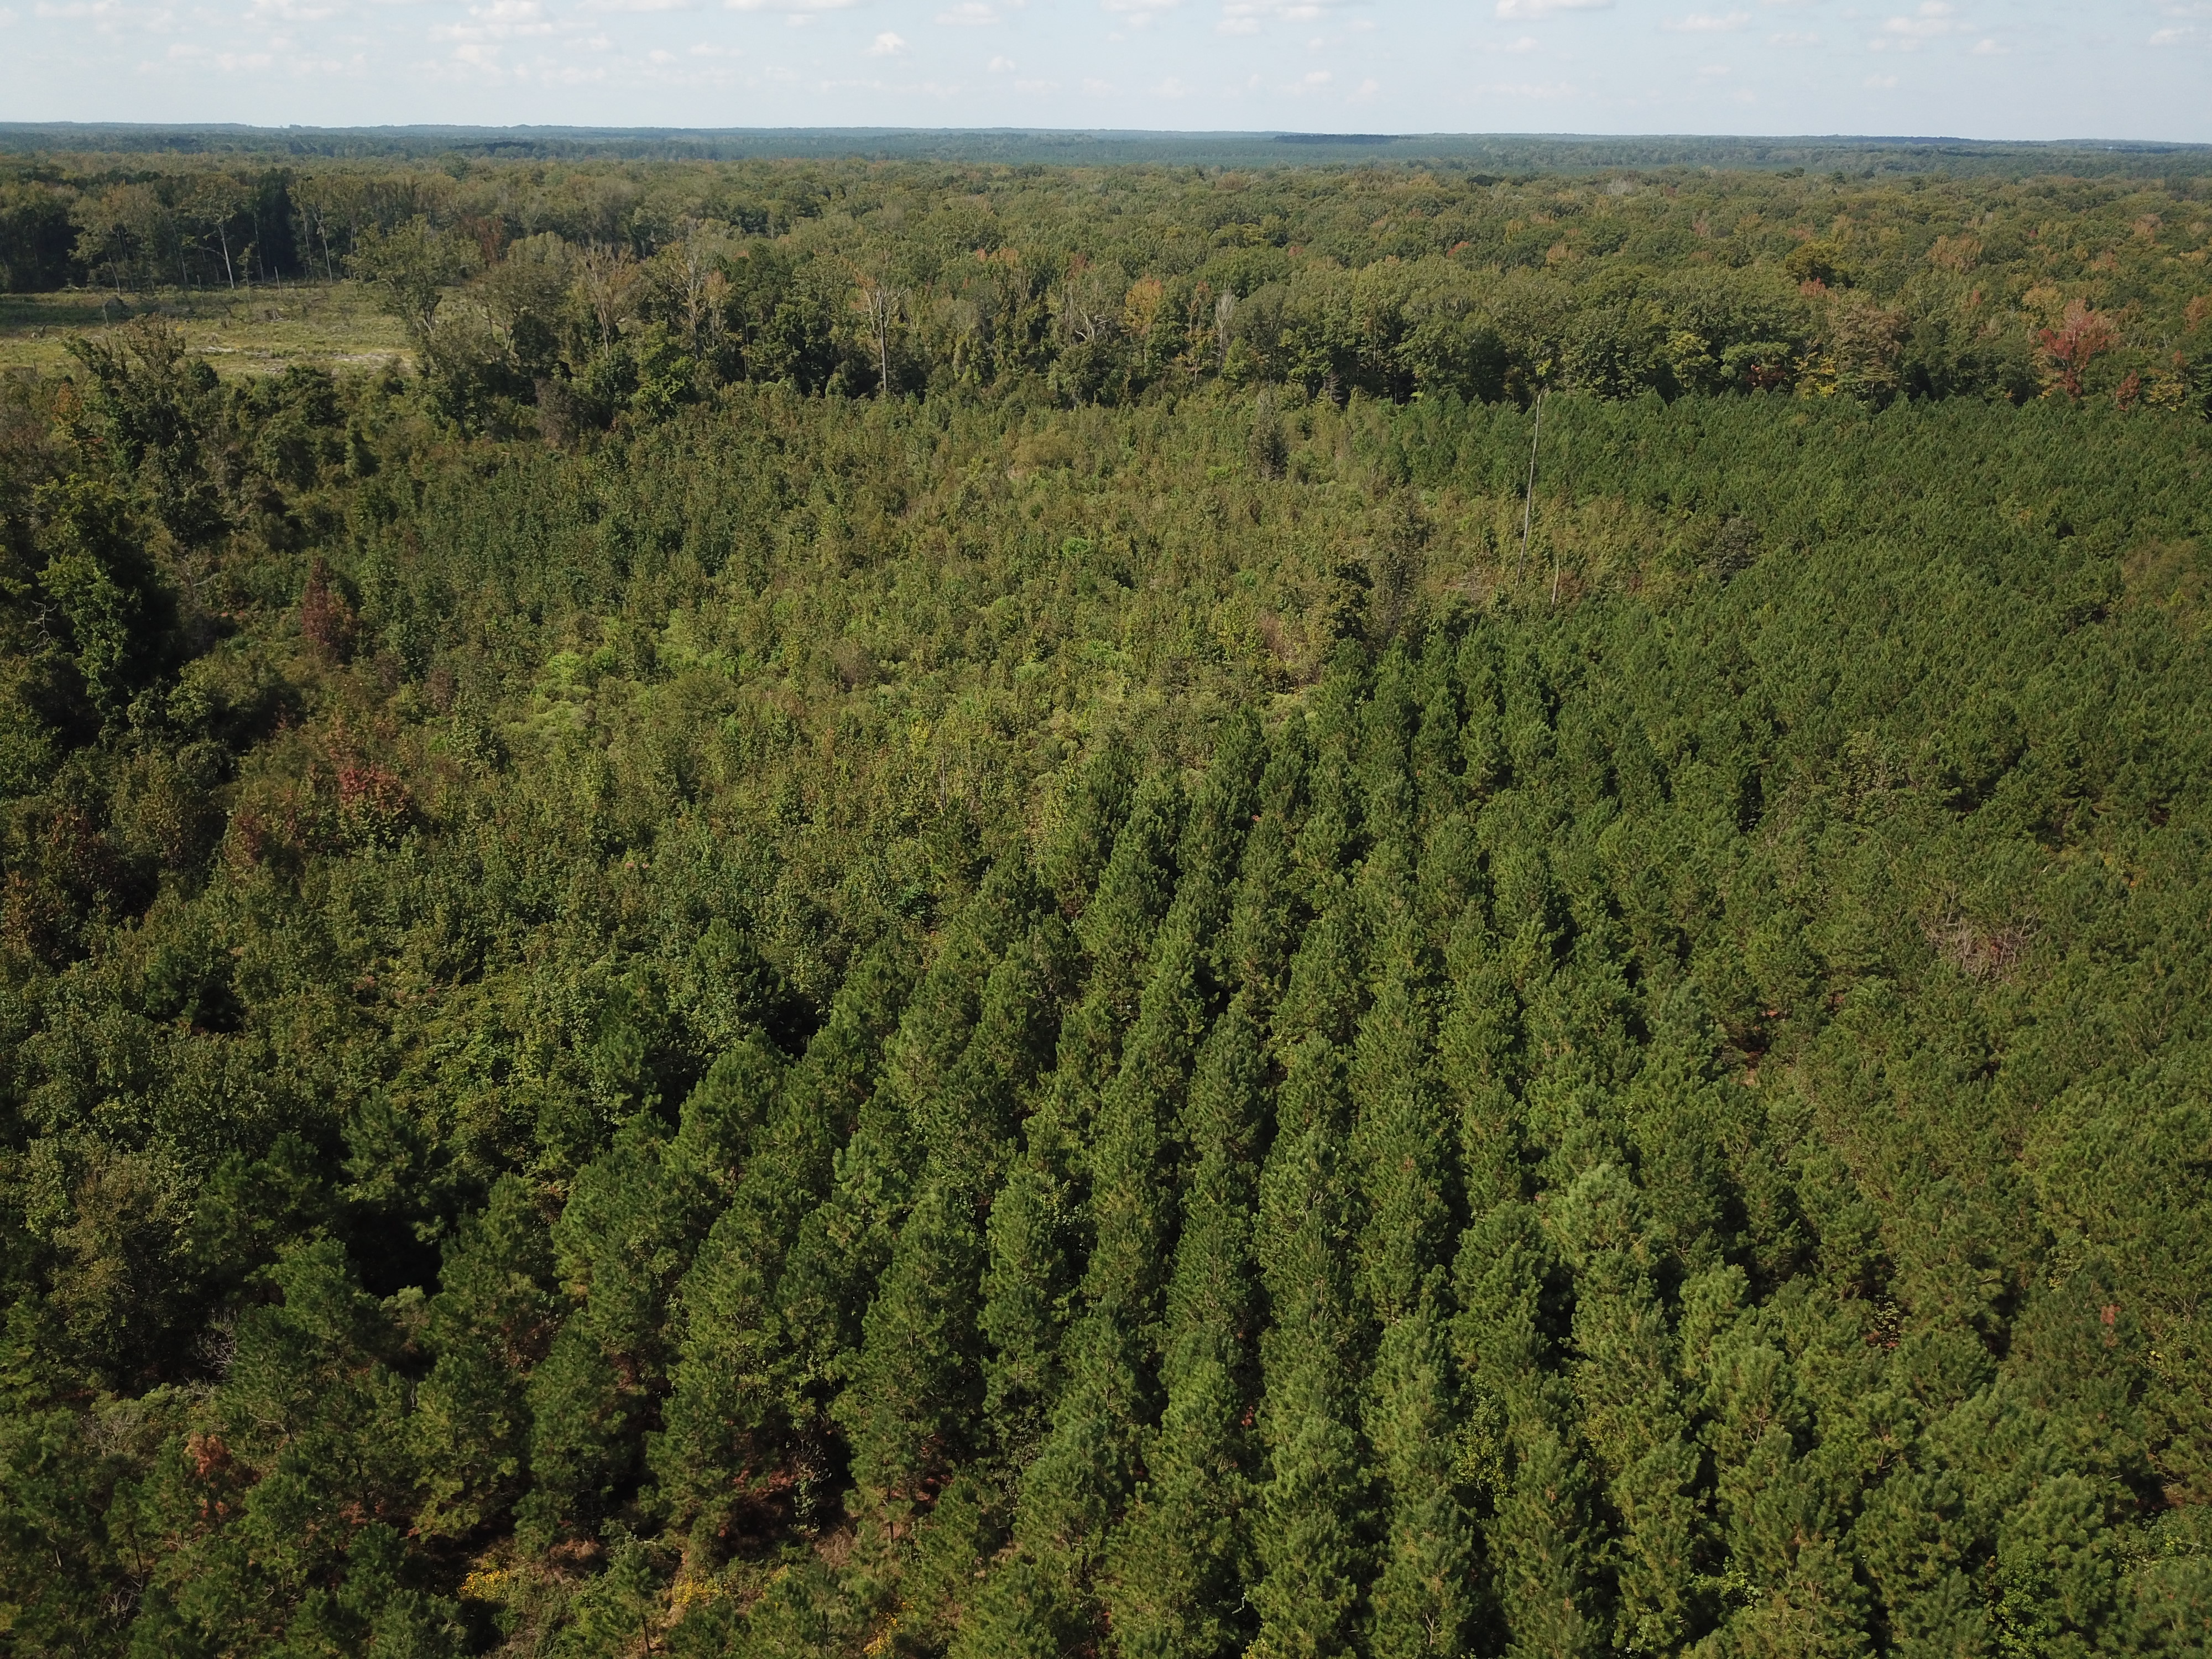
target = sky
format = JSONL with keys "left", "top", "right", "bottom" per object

{"left": 2, "top": 0, "right": 2208, "bottom": 143}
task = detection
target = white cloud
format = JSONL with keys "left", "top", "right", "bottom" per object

{"left": 1473, "top": 76, "right": 1575, "bottom": 95}
{"left": 35, "top": 1, "right": 127, "bottom": 21}
{"left": 1879, "top": 1, "right": 1961, "bottom": 43}
{"left": 1664, "top": 9, "right": 1747, "bottom": 29}
{"left": 1351, "top": 73, "right": 1377, "bottom": 95}
{"left": 985, "top": 50, "right": 1013, "bottom": 66}
{"left": 1220, "top": 0, "right": 1341, "bottom": 30}
{"left": 249, "top": 0, "right": 341, "bottom": 22}
{"left": 725, "top": 0, "right": 855, "bottom": 13}
{"left": 1495, "top": 0, "right": 1609, "bottom": 16}
{"left": 1102, "top": 0, "right": 1176, "bottom": 12}
{"left": 433, "top": 0, "right": 553, "bottom": 46}
{"left": 168, "top": 39, "right": 274, "bottom": 66}
{"left": 1970, "top": 34, "right": 2004, "bottom": 52}
{"left": 864, "top": 26, "right": 902, "bottom": 50}
{"left": 1864, "top": 70, "right": 1898, "bottom": 85}
{"left": 1081, "top": 74, "right": 1113, "bottom": 90}
{"left": 1767, "top": 29, "right": 1816, "bottom": 44}
{"left": 580, "top": 0, "right": 692, "bottom": 13}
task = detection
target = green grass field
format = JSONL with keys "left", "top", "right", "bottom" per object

{"left": 0, "top": 281, "right": 409, "bottom": 379}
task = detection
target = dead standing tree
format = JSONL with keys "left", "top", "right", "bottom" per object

{"left": 850, "top": 260, "right": 903, "bottom": 398}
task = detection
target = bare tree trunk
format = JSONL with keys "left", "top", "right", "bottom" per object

{"left": 867, "top": 285, "right": 896, "bottom": 398}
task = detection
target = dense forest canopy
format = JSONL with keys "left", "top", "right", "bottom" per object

{"left": 6, "top": 150, "right": 2212, "bottom": 420}
{"left": 0, "top": 147, "right": 2210, "bottom": 1658}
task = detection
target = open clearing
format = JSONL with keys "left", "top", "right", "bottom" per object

{"left": 0, "top": 282, "right": 409, "bottom": 379}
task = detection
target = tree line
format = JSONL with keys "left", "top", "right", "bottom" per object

{"left": 4, "top": 154, "right": 2210, "bottom": 425}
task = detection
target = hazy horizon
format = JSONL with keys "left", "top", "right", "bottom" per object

{"left": 2, "top": 1, "right": 2205, "bottom": 147}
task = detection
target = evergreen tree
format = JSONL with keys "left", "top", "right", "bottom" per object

{"left": 1103, "top": 995, "right": 1270, "bottom": 1659}
{"left": 1251, "top": 1018, "right": 1372, "bottom": 1659}
{"left": 1228, "top": 718, "right": 1313, "bottom": 1005}
{"left": 1351, "top": 907, "right": 1481, "bottom": 1659}
{"left": 654, "top": 943, "right": 911, "bottom": 1537}
{"left": 1350, "top": 913, "right": 1454, "bottom": 1324}
{"left": 839, "top": 917, "right": 1065, "bottom": 1520}
{"left": 2, "top": 194, "right": 2208, "bottom": 1658}
{"left": 979, "top": 1157, "right": 1075, "bottom": 1462}
{"left": 1365, "top": 1298, "right": 1483, "bottom": 1659}
{"left": 414, "top": 1175, "right": 560, "bottom": 1540}
{"left": 1411, "top": 625, "right": 1468, "bottom": 830}
{"left": 834, "top": 1171, "right": 989, "bottom": 1515}
{"left": 1175, "top": 706, "right": 1267, "bottom": 994}
{"left": 1493, "top": 1427, "right": 1606, "bottom": 1659}
{"left": 1440, "top": 904, "right": 1529, "bottom": 1215}
{"left": 774, "top": 879, "right": 1023, "bottom": 1436}
{"left": 1554, "top": 1161, "right": 1709, "bottom": 1654}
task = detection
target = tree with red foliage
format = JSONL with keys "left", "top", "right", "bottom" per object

{"left": 2036, "top": 300, "right": 2119, "bottom": 399}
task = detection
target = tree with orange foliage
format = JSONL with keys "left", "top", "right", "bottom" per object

{"left": 2036, "top": 300, "right": 2118, "bottom": 399}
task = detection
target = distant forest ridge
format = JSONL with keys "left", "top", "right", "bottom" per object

{"left": 3, "top": 123, "right": 2212, "bottom": 176}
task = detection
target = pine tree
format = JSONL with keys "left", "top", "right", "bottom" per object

{"left": 1439, "top": 904, "right": 1528, "bottom": 1215}
{"left": 1350, "top": 911, "right": 1481, "bottom": 1659}
{"left": 1554, "top": 1161, "right": 1708, "bottom": 1653}
{"left": 654, "top": 943, "right": 910, "bottom": 1537}
{"left": 963, "top": 776, "right": 1188, "bottom": 1649}
{"left": 834, "top": 1171, "right": 989, "bottom": 1517}
{"left": 524, "top": 1062, "right": 771, "bottom": 1551}
{"left": 1357, "top": 646, "right": 1418, "bottom": 869}
{"left": 1175, "top": 706, "right": 1266, "bottom": 992}
{"left": 414, "top": 1175, "right": 560, "bottom": 1540}
{"left": 1102, "top": 995, "right": 1270, "bottom": 1659}
{"left": 1040, "top": 737, "right": 1140, "bottom": 919}
{"left": 1103, "top": 1352, "right": 1255, "bottom": 1659}
{"left": 1365, "top": 1299, "right": 1483, "bottom": 1659}
{"left": 979, "top": 1159, "right": 1074, "bottom": 1461}
{"left": 1251, "top": 1027, "right": 1372, "bottom": 1659}
{"left": 1458, "top": 630, "right": 1509, "bottom": 800}
{"left": 839, "top": 919, "right": 1066, "bottom": 1521}
{"left": 775, "top": 881, "right": 1023, "bottom": 1431}
{"left": 1350, "top": 914, "right": 1454, "bottom": 1325}
{"left": 1229, "top": 717, "right": 1313, "bottom": 1005}
{"left": 1083, "top": 921, "right": 1206, "bottom": 1338}
{"left": 1492, "top": 1428, "right": 1605, "bottom": 1659}
{"left": 1411, "top": 624, "right": 1467, "bottom": 830}
{"left": 1295, "top": 663, "right": 1368, "bottom": 900}
{"left": 1250, "top": 1355, "right": 1373, "bottom": 1659}
{"left": 1017, "top": 771, "right": 1185, "bottom": 1196}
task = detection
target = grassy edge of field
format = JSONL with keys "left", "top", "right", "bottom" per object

{"left": 0, "top": 280, "right": 411, "bottom": 379}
